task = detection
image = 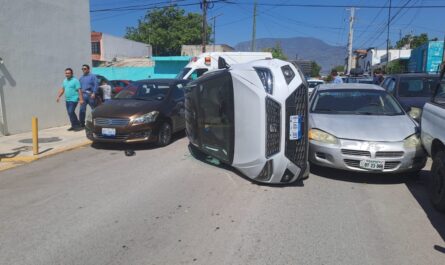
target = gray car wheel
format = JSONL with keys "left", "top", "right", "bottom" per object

{"left": 157, "top": 122, "right": 172, "bottom": 146}
{"left": 430, "top": 150, "right": 445, "bottom": 212}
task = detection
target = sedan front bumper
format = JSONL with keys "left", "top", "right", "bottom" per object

{"left": 309, "top": 138, "right": 427, "bottom": 173}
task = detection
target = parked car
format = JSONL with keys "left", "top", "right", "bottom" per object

{"left": 110, "top": 80, "right": 132, "bottom": 95}
{"left": 307, "top": 79, "right": 325, "bottom": 96}
{"left": 86, "top": 79, "right": 188, "bottom": 146}
{"left": 381, "top": 73, "right": 439, "bottom": 121}
{"left": 309, "top": 83, "right": 426, "bottom": 176}
{"left": 421, "top": 70, "right": 445, "bottom": 211}
{"left": 185, "top": 59, "right": 309, "bottom": 184}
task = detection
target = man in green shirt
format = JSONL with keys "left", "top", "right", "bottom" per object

{"left": 56, "top": 68, "right": 84, "bottom": 131}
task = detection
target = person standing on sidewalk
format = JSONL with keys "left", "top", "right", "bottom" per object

{"left": 56, "top": 68, "right": 84, "bottom": 131}
{"left": 78, "top": 64, "right": 98, "bottom": 128}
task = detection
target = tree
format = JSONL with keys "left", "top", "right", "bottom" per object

{"left": 386, "top": 59, "right": 406, "bottom": 74}
{"left": 311, "top": 61, "right": 321, "bottom": 77}
{"left": 125, "top": 6, "right": 212, "bottom": 56}
{"left": 263, "top": 43, "right": 288, "bottom": 60}
{"left": 395, "top": 33, "right": 436, "bottom": 49}
{"left": 332, "top": 65, "right": 345, "bottom": 73}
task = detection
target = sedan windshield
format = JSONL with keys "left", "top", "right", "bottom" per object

{"left": 398, "top": 77, "right": 437, "bottom": 97}
{"left": 114, "top": 82, "right": 172, "bottom": 100}
{"left": 311, "top": 89, "right": 404, "bottom": 115}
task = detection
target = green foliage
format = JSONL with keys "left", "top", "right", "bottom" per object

{"left": 263, "top": 43, "right": 288, "bottom": 60}
{"left": 125, "top": 6, "right": 212, "bottom": 56}
{"left": 332, "top": 65, "right": 345, "bottom": 73}
{"left": 311, "top": 61, "right": 321, "bottom": 77}
{"left": 386, "top": 59, "right": 406, "bottom": 74}
{"left": 395, "top": 33, "right": 433, "bottom": 49}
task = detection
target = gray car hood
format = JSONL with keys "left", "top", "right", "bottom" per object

{"left": 309, "top": 114, "right": 417, "bottom": 142}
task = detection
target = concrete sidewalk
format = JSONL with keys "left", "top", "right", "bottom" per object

{"left": 0, "top": 125, "right": 91, "bottom": 171}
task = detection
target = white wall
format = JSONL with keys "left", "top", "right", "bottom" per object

{"left": 0, "top": 0, "right": 91, "bottom": 135}
{"left": 101, "top": 34, "right": 151, "bottom": 62}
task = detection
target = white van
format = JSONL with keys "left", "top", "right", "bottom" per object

{"left": 176, "top": 52, "right": 272, "bottom": 80}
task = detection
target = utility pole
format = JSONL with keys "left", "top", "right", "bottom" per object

{"left": 346, "top": 7, "right": 355, "bottom": 75}
{"left": 209, "top": 14, "right": 223, "bottom": 52}
{"left": 386, "top": 0, "right": 392, "bottom": 62}
{"left": 251, "top": 0, "right": 257, "bottom": 52}
{"left": 201, "top": 0, "right": 208, "bottom": 53}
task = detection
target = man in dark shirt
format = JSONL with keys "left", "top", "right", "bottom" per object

{"left": 78, "top": 64, "right": 98, "bottom": 127}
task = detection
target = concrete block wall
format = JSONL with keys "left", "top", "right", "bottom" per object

{"left": 0, "top": 0, "right": 91, "bottom": 135}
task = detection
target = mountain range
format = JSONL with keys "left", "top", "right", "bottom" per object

{"left": 234, "top": 37, "right": 346, "bottom": 73}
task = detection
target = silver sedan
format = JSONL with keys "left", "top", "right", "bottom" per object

{"left": 308, "top": 83, "right": 427, "bottom": 175}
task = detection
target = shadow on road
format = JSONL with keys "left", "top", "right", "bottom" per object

{"left": 188, "top": 143, "right": 305, "bottom": 188}
{"left": 310, "top": 163, "right": 412, "bottom": 185}
{"left": 405, "top": 169, "right": 445, "bottom": 253}
{"left": 90, "top": 131, "right": 186, "bottom": 152}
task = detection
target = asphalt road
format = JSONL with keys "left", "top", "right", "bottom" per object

{"left": 1, "top": 136, "right": 444, "bottom": 265}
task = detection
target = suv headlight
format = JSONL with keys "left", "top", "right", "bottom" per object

{"left": 404, "top": 134, "right": 421, "bottom": 148}
{"left": 132, "top": 111, "right": 159, "bottom": 125}
{"left": 309, "top": 129, "right": 339, "bottom": 145}
{"left": 254, "top": 67, "right": 273, "bottom": 94}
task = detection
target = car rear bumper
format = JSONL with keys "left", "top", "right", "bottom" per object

{"left": 309, "top": 139, "right": 427, "bottom": 173}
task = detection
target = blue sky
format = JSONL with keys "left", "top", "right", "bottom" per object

{"left": 90, "top": 0, "right": 445, "bottom": 49}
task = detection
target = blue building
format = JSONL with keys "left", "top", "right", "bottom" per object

{"left": 408, "top": 41, "right": 444, "bottom": 73}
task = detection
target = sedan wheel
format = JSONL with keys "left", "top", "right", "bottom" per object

{"left": 157, "top": 122, "right": 172, "bottom": 146}
{"left": 430, "top": 150, "right": 445, "bottom": 212}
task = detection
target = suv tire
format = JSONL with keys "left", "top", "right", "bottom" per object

{"left": 430, "top": 150, "right": 445, "bottom": 212}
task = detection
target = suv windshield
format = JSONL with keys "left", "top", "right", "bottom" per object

{"left": 311, "top": 89, "right": 404, "bottom": 115}
{"left": 186, "top": 71, "right": 234, "bottom": 163}
{"left": 176, "top": 67, "right": 191, "bottom": 79}
{"left": 398, "top": 77, "right": 437, "bottom": 97}
{"left": 115, "top": 82, "right": 172, "bottom": 100}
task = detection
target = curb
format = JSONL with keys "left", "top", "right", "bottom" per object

{"left": 0, "top": 140, "right": 91, "bottom": 172}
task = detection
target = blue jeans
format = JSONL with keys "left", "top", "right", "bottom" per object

{"left": 66, "top": 101, "right": 80, "bottom": 128}
{"left": 79, "top": 93, "right": 95, "bottom": 125}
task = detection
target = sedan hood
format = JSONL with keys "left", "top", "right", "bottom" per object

{"left": 310, "top": 114, "right": 417, "bottom": 142}
{"left": 93, "top": 99, "right": 162, "bottom": 118}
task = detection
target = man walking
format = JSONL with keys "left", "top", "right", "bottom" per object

{"left": 56, "top": 68, "right": 84, "bottom": 131}
{"left": 331, "top": 70, "right": 343, "bottom": 84}
{"left": 79, "top": 64, "right": 98, "bottom": 127}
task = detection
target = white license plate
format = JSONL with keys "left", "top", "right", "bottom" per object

{"left": 360, "top": 159, "right": 385, "bottom": 170}
{"left": 102, "top": 128, "right": 116, "bottom": 137}
{"left": 289, "top": 115, "right": 302, "bottom": 140}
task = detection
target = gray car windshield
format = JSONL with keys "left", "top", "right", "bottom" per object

{"left": 115, "top": 82, "right": 171, "bottom": 100}
{"left": 311, "top": 89, "right": 404, "bottom": 115}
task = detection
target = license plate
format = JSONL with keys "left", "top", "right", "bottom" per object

{"left": 289, "top": 115, "right": 302, "bottom": 140}
{"left": 360, "top": 159, "right": 385, "bottom": 170}
{"left": 102, "top": 128, "right": 116, "bottom": 137}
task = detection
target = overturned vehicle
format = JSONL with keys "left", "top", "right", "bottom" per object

{"left": 185, "top": 58, "right": 309, "bottom": 184}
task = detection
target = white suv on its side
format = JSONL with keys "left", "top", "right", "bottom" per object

{"left": 185, "top": 59, "right": 309, "bottom": 184}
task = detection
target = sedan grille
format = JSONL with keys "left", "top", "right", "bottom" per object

{"left": 344, "top": 159, "right": 361, "bottom": 168}
{"left": 94, "top": 133, "right": 129, "bottom": 140}
{"left": 285, "top": 84, "right": 308, "bottom": 171}
{"left": 375, "top": 151, "right": 404, "bottom": 158}
{"left": 266, "top": 97, "right": 281, "bottom": 157}
{"left": 384, "top": 161, "right": 401, "bottom": 170}
{"left": 341, "top": 149, "right": 371, "bottom": 157}
{"left": 94, "top": 118, "right": 130, "bottom": 127}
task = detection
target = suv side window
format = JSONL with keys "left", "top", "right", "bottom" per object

{"left": 381, "top": 78, "right": 390, "bottom": 89}
{"left": 387, "top": 78, "right": 396, "bottom": 94}
{"left": 188, "top": 68, "right": 209, "bottom": 80}
{"left": 433, "top": 82, "right": 445, "bottom": 106}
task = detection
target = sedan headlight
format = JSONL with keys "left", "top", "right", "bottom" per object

{"left": 131, "top": 111, "right": 159, "bottom": 125}
{"left": 408, "top": 107, "right": 422, "bottom": 120}
{"left": 404, "top": 134, "right": 421, "bottom": 148}
{"left": 308, "top": 129, "right": 339, "bottom": 145}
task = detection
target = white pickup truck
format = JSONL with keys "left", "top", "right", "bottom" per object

{"left": 421, "top": 68, "right": 445, "bottom": 212}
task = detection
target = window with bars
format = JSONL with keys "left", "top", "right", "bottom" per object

{"left": 91, "top": 42, "right": 101, "bottom": 54}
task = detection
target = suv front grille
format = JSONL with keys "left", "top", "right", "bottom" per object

{"left": 285, "top": 84, "right": 308, "bottom": 171}
{"left": 266, "top": 97, "right": 281, "bottom": 157}
{"left": 94, "top": 118, "right": 130, "bottom": 127}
